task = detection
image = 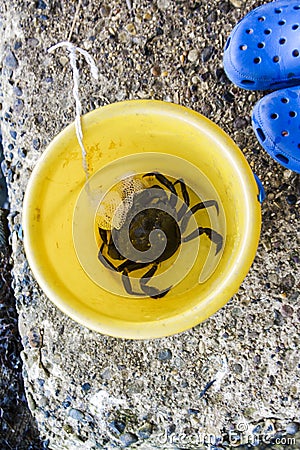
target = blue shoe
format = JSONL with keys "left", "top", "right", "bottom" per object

{"left": 223, "top": 0, "right": 300, "bottom": 90}
{"left": 252, "top": 86, "right": 300, "bottom": 173}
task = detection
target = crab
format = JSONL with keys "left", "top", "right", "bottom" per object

{"left": 97, "top": 172, "right": 223, "bottom": 299}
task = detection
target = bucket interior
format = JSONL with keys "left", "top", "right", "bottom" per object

{"left": 24, "top": 101, "right": 261, "bottom": 337}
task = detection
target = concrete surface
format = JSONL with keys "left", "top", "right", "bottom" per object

{"left": 1, "top": 0, "right": 299, "bottom": 448}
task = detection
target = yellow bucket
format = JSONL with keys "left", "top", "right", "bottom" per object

{"left": 23, "top": 100, "right": 262, "bottom": 339}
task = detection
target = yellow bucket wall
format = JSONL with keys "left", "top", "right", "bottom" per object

{"left": 23, "top": 100, "right": 261, "bottom": 339}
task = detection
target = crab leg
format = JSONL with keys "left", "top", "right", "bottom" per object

{"left": 143, "top": 172, "right": 177, "bottom": 195}
{"left": 98, "top": 244, "right": 121, "bottom": 271}
{"left": 139, "top": 263, "right": 172, "bottom": 299}
{"left": 121, "top": 271, "right": 144, "bottom": 297}
{"left": 98, "top": 227, "right": 109, "bottom": 244}
{"left": 174, "top": 178, "right": 190, "bottom": 204}
{"left": 120, "top": 261, "right": 151, "bottom": 296}
{"left": 98, "top": 228, "right": 124, "bottom": 260}
{"left": 173, "top": 178, "right": 190, "bottom": 219}
{"left": 183, "top": 226, "right": 223, "bottom": 255}
{"left": 191, "top": 200, "right": 219, "bottom": 215}
{"left": 144, "top": 173, "right": 190, "bottom": 213}
{"left": 180, "top": 200, "right": 220, "bottom": 233}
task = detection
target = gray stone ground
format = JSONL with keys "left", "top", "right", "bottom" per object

{"left": 1, "top": 0, "right": 300, "bottom": 448}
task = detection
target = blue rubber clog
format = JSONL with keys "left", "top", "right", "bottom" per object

{"left": 223, "top": 0, "right": 300, "bottom": 90}
{"left": 252, "top": 86, "right": 300, "bottom": 172}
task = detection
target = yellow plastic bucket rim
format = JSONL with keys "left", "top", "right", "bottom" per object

{"left": 23, "top": 100, "right": 261, "bottom": 339}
